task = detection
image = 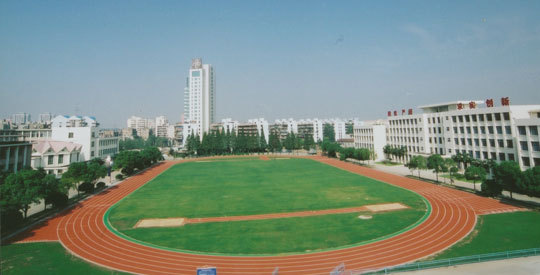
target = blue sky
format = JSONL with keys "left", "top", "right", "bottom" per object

{"left": 1, "top": 1, "right": 539, "bottom": 128}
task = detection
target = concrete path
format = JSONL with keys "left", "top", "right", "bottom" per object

{"left": 395, "top": 255, "right": 540, "bottom": 275}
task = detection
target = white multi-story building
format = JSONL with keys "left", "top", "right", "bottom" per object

{"left": 184, "top": 58, "right": 216, "bottom": 137}
{"left": 353, "top": 120, "right": 388, "bottom": 161}
{"left": 31, "top": 140, "right": 82, "bottom": 176}
{"left": 221, "top": 118, "right": 239, "bottom": 134}
{"left": 385, "top": 98, "right": 540, "bottom": 170}
{"left": 51, "top": 115, "right": 118, "bottom": 161}
{"left": 127, "top": 116, "right": 156, "bottom": 138}
{"left": 243, "top": 118, "right": 269, "bottom": 143}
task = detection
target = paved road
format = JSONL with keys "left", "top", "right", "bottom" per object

{"left": 396, "top": 255, "right": 540, "bottom": 275}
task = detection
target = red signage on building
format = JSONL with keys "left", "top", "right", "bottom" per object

{"left": 402, "top": 109, "right": 406, "bottom": 115}
{"left": 408, "top": 109, "right": 413, "bottom": 115}
{"left": 457, "top": 103, "right": 463, "bottom": 110}
{"left": 486, "top": 99, "right": 494, "bottom": 107}
{"left": 501, "top": 97, "right": 510, "bottom": 106}
{"left": 394, "top": 110, "right": 397, "bottom": 116}
{"left": 469, "top": 101, "right": 476, "bottom": 109}
{"left": 387, "top": 111, "right": 392, "bottom": 117}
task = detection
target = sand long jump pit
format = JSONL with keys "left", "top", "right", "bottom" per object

{"left": 133, "top": 203, "right": 408, "bottom": 228}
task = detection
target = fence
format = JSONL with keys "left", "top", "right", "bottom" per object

{"left": 354, "top": 248, "right": 540, "bottom": 274}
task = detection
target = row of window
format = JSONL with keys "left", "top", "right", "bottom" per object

{"left": 46, "top": 153, "right": 80, "bottom": 165}
{"left": 451, "top": 112, "right": 510, "bottom": 123}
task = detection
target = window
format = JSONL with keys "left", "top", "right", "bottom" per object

{"left": 454, "top": 138, "right": 459, "bottom": 145}
{"left": 483, "top": 152, "right": 488, "bottom": 159}
{"left": 438, "top": 127, "right": 442, "bottom": 134}
{"left": 530, "top": 126, "right": 538, "bottom": 135}
{"left": 499, "top": 153, "right": 506, "bottom": 161}
{"left": 503, "top": 112, "right": 510, "bottom": 120}
{"left": 522, "top": 157, "right": 531, "bottom": 167}
{"left": 460, "top": 127, "right": 464, "bottom": 133}
{"left": 495, "top": 113, "right": 501, "bottom": 121}
{"left": 518, "top": 126, "right": 527, "bottom": 135}
{"left": 482, "top": 139, "right": 487, "bottom": 146}
{"left": 505, "top": 126, "right": 512, "bottom": 135}
{"left": 58, "top": 154, "right": 63, "bottom": 164}
{"left": 467, "top": 138, "right": 472, "bottom": 145}
{"left": 452, "top": 116, "right": 457, "bottom": 123}
{"left": 459, "top": 116, "right": 463, "bottom": 122}
{"left": 520, "top": 141, "right": 528, "bottom": 150}
{"left": 68, "top": 132, "right": 74, "bottom": 138}
{"left": 453, "top": 127, "right": 458, "bottom": 134}
{"left": 472, "top": 115, "right": 477, "bottom": 122}
{"left": 491, "top": 152, "right": 497, "bottom": 160}
{"left": 508, "top": 153, "right": 515, "bottom": 161}
{"left": 507, "top": 139, "right": 513, "bottom": 148}
{"left": 91, "top": 132, "right": 95, "bottom": 138}
{"left": 489, "top": 139, "right": 495, "bottom": 147}
{"left": 438, "top": 117, "right": 441, "bottom": 123}
{"left": 48, "top": 155, "right": 53, "bottom": 165}
{"left": 481, "top": 127, "right": 486, "bottom": 134}
{"left": 91, "top": 151, "right": 94, "bottom": 157}
{"left": 465, "top": 116, "right": 470, "bottom": 122}
{"left": 496, "top": 126, "right": 502, "bottom": 134}
{"left": 535, "top": 158, "right": 540, "bottom": 166}
{"left": 475, "top": 151, "right": 481, "bottom": 158}
{"left": 486, "top": 114, "right": 493, "bottom": 121}
{"left": 474, "top": 127, "right": 479, "bottom": 134}
{"left": 498, "top": 139, "right": 504, "bottom": 148}
{"left": 461, "top": 138, "right": 466, "bottom": 145}
{"left": 479, "top": 114, "right": 485, "bottom": 121}
{"left": 466, "top": 127, "right": 471, "bottom": 134}
{"left": 532, "top": 141, "right": 540, "bottom": 152}
{"left": 91, "top": 141, "right": 95, "bottom": 147}
{"left": 474, "top": 139, "right": 480, "bottom": 146}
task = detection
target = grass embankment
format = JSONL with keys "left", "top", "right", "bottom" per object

{"left": 432, "top": 211, "right": 540, "bottom": 259}
{"left": 0, "top": 242, "right": 125, "bottom": 275}
{"left": 109, "top": 158, "right": 426, "bottom": 254}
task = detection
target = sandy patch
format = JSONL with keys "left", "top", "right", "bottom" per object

{"left": 134, "top": 218, "right": 186, "bottom": 228}
{"left": 358, "top": 215, "right": 372, "bottom": 220}
{"left": 365, "top": 203, "right": 407, "bottom": 212}
{"left": 274, "top": 158, "right": 290, "bottom": 160}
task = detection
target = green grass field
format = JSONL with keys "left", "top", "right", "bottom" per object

{"left": 432, "top": 211, "right": 540, "bottom": 259}
{"left": 0, "top": 242, "right": 126, "bottom": 275}
{"left": 108, "top": 158, "right": 427, "bottom": 254}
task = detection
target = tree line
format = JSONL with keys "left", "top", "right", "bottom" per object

{"left": 120, "top": 134, "right": 169, "bottom": 151}
{"left": 113, "top": 147, "right": 163, "bottom": 177}
{"left": 406, "top": 153, "right": 540, "bottom": 197}
{"left": 320, "top": 140, "right": 375, "bottom": 163}
{"left": 184, "top": 130, "right": 316, "bottom": 156}
{"left": 0, "top": 158, "right": 109, "bottom": 231}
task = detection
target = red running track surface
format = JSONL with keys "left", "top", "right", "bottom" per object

{"left": 11, "top": 156, "right": 523, "bottom": 274}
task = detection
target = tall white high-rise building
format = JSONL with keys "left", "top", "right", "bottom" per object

{"left": 184, "top": 58, "right": 215, "bottom": 137}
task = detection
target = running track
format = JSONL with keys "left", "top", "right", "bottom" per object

{"left": 11, "top": 156, "right": 523, "bottom": 274}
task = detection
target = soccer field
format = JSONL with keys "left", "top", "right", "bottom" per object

{"left": 108, "top": 158, "right": 427, "bottom": 254}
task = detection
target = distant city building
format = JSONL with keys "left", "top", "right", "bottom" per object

{"left": 0, "top": 141, "right": 32, "bottom": 173}
{"left": 51, "top": 115, "right": 118, "bottom": 161}
{"left": 155, "top": 115, "right": 169, "bottom": 138}
{"left": 38, "top": 113, "right": 54, "bottom": 124}
{"left": 237, "top": 118, "right": 269, "bottom": 142}
{"left": 31, "top": 140, "right": 82, "bottom": 176}
{"left": 221, "top": 118, "right": 238, "bottom": 134}
{"left": 11, "top": 113, "right": 31, "bottom": 125}
{"left": 184, "top": 58, "right": 216, "bottom": 137}
{"left": 127, "top": 116, "right": 155, "bottom": 138}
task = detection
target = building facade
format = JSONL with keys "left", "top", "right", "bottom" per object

{"left": 31, "top": 140, "right": 82, "bottom": 176}
{"left": 353, "top": 120, "right": 388, "bottom": 161}
{"left": 385, "top": 99, "right": 540, "bottom": 170}
{"left": 0, "top": 142, "right": 32, "bottom": 173}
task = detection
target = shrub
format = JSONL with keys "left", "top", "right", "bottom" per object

{"left": 115, "top": 174, "right": 124, "bottom": 180}
{"left": 78, "top": 182, "right": 94, "bottom": 194}
{"left": 0, "top": 208, "right": 23, "bottom": 230}
{"left": 47, "top": 192, "right": 69, "bottom": 209}
{"left": 481, "top": 179, "right": 502, "bottom": 197}
{"left": 96, "top": 182, "right": 106, "bottom": 189}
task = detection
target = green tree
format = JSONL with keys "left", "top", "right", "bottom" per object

{"left": 61, "top": 162, "right": 88, "bottom": 196}
{"left": 303, "top": 135, "right": 315, "bottom": 150}
{"left": 259, "top": 129, "right": 268, "bottom": 153}
{"left": 493, "top": 161, "right": 523, "bottom": 199}
{"left": 383, "top": 145, "right": 392, "bottom": 161}
{"left": 1, "top": 169, "right": 45, "bottom": 218}
{"left": 522, "top": 166, "right": 540, "bottom": 197}
{"left": 427, "top": 154, "right": 445, "bottom": 183}
{"left": 268, "top": 132, "right": 281, "bottom": 152}
{"left": 465, "top": 165, "right": 487, "bottom": 191}
{"left": 408, "top": 155, "right": 427, "bottom": 178}
{"left": 445, "top": 158, "right": 458, "bottom": 184}
{"left": 323, "top": 124, "right": 335, "bottom": 142}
